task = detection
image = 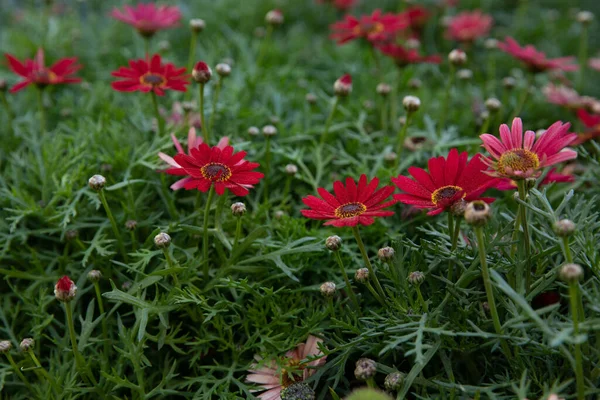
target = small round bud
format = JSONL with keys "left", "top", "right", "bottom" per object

{"left": 122, "top": 281, "right": 132, "bottom": 291}
{"left": 525, "top": 177, "right": 537, "bottom": 190}
{"left": 384, "top": 152, "right": 397, "bottom": 164}
{"left": 384, "top": 372, "right": 405, "bottom": 391}
{"left": 19, "top": 338, "right": 34, "bottom": 352}
{"left": 215, "top": 63, "right": 231, "bottom": 77}
{"left": 158, "top": 40, "right": 170, "bottom": 52}
{"left": 464, "top": 200, "right": 491, "bottom": 227}
{"left": 55, "top": 275, "right": 77, "bottom": 302}
{"left": 0, "top": 341, "right": 12, "bottom": 354}
{"left": 484, "top": 38, "right": 498, "bottom": 49}
{"left": 305, "top": 93, "right": 317, "bottom": 104}
{"left": 0, "top": 79, "right": 7, "bottom": 92}
{"left": 269, "top": 115, "right": 280, "bottom": 124}
{"left": 406, "top": 38, "right": 420, "bottom": 49}
{"left": 503, "top": 77, "right": 516, "bottom": 89}
{"left": 398, "top": 116, "right": 407, "bottom": 125}
{"left": 285, "top": 164, "right": 298, "bottom": 175}
{"left": 248, "top": 126, "right": 260, "bottom": 136}
{"left": 65, "top": 229, "right": 79, "bottom": 241}
{"left": 354, "top": 358, "right": 377, "bottom": 381}
{"left": 334, "top": 74, "right": 352, "bottom": 97}
{"left": 262, "top": 125, "right": 277, "bottom": 137}
{"left": 125, "top": 220, "right": 138, "bottom": 231}
{"left": 484, "top": 98, "right": 501, "bottom": 112}
{"left": 362, "top": 100, "right": 374, "bottom": 111}
{"left": 408, "top": 271, "right": 425, "bottom": 286}
{"left": 154, "top": 232, "right": 171, "bottom": 248}
{"left": 190, "top": 19, "right": 206, "bottom": 33}
{"left": 182, "top": 101, "right": 196, "bottom": 112}
{"left": 560, "top": 263, "right": 583, "bottom": 282}
{"left": 457, "top": 69, "right": 473, "bottom": 81}
{"left": 280, "top": 382, "right": 315, "bottom": 400}
{"left": 265, "top": 9, "right": 284, "bottom": 26}
{"left": 100, "top": 163, "right": 113, "bottom": 173}
{"left": 274, "top": 210, "right": 286, "bottom": 219}
{"left": 325, "top": 235, "right": 342, "bottom": 251}
{"left": 88, "top": 174, "right": 106, "bottom": 191}
{"left": 408, "top": 78, "right": 422, "bottom": 90}
{"left": 192, "top": 61, "right": 212, "bottom": 84}
{"left": 450, "top": 199, "right": 467, "bottom": 217}
{"left": 448, "top": 49, "right": 467, "bottom": 66}
{"left": 441, "top": 15, "right": 453, "bottom": 27}
{"left": 87, "top": 270, "right": 102, "bottom": 283}
{"left": 378, "top": 247, "right": 395, "bottom": 262}
{"left": 355, "top": 268, "right": 369, "bottom": 283}
{"left": 376, "top": 83, "right": 391, "bottom": 96}
{"left": 320, "top": 281, "right": 336, "bottom": 297}
{"left": 231, "top": 202, "right": 246, "bottom": 217}
{"left": 577, "top": 11, "right": 594, "bottom": 25}
{"left": 554, "top": 219, "right": 576, "bottom": 237}
{"left": 402, "top": 95, "right": 421, "bottom": 112}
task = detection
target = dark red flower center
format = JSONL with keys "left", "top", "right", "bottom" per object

{"left": 136, "top": 20, "right": 158, "bottom": 37}
{"left": 431, "top": 185, "right": 464, "bottom": 206}
{"left": 140, "top": 73, "right": 166, "bottom": 87}
{"left": 334, "top": 202, "right": 367, "bottom": 218}
{"left": 200, "top": 163, "right": 232, "bottom": 182}
{"left": 497, "top": 149, "right": 539, "bottom": 176}
{"left": 33, "top": 69, "right": 58, "bottom": 85}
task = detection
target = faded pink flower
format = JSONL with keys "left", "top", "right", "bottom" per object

{"left": 445, "top": 10, "right": 493, "bottom": 42}
{"left": 542, "top": 84, "right": 584, "bottom": 109}
{"left": 589, "top": 58, "right": 600, "bottom": 71}
{"left": 497, "top": 37, "right": 578, "bottom": 73}
{"left": 495, "top": 168, "right": 574, "bottom": 190}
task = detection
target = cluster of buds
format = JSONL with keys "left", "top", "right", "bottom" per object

{"left": 285, "top": 164, "right": 298, "bottom": 176}
{"left": 334, "top": 74, "right": 352, "bottom": 97}
{"left": 20, "top": 338, "right": 34, "bottom": 352}
{"left": 0, "top": 340, "right": 12, "bottom": 354}
{"left": 384, "top": 371, "right": 405, "bottom": 391}
{"left": 55, "top": 276, "right": 77, "bottom": 302}
{"left": 559, "top": 263, "right": 583, "bottom": 282}
{"left": 355, "top": 268, "right": 369, "bottom": 283}
{"left": 408, "top": 271, "right": 425, "bottom": 286}
{"left": 192, "top": 61, "right": 212, "bottom": 84}
{"left": 215, "top": 63, "right": 232, "bottom": 78}
{"left": 377, "top": 247, "right": 395, "bottom": 263}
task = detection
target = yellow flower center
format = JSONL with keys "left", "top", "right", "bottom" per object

{"left": 280, "top": 359, "right": 303, "bottom": 388}
{"left": 200, "top": 163, "right": 232, "bottom": 182}
{"left": 353, "top": 22, "right": 385, "bottom": 36}
{"left": 497, "top": 149, "right": 540, "bottom": 176}
{"left": 431, "top": 185, "right": 464, "bottom": 206}
{"left": 33, "top": 69, "right": 58, "bottom": 84}
{"left": 140, "top": 73, "right": 166, "bottom": 87}
{"left": 334, "top": 202, "right": 367, "bottom": 218}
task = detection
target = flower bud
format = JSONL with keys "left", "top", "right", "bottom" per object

{"left": 334, "top": 74, "right": 352, "bottom": 97}
{"left": 484, "top": 98, "right": 501, "bottom": 112}
{"left": 398, "top": 116, "right": 407, "bottom": 125}
{"left": 355, "top": 268, "right": 369, "bottom": 283}
{"left": 285, "top": 164, "right": 298, "bottom": 175}
{"left": 190, "top": 18, "right": 206, "bottom": 33}
{"left": 450, "top": 199, "right": 467, "bottom": 217}
{"left": 325, "top": 235, "right": 342, "bottom": 251}
{"left": 503, "top": 77, "right": 516, "bottom": 89}
{"left": 305, "top": 93, "right": 317, "bottom": 104}
{"left": 269, "top": 115, "right": 280, "bottom": 124}
{"left": 408, "top": 78, "right": 422, "bottom": 90}
{"left": 457, "top": 69, "right": 473, "bottom": 81}
{"left": 448, "top": 49, "right": 467, "bottom": 66}
{"left": 55, "top": 275, "right": 77, "bottom": 302}
{"left": 554, "top": 219, "right": 576, "bottom": 237}
{"left": 376, "top": 83, "right": 391, "bottom": 96}
{"left": 215, "top": 63, "right": 231, "bottom": 77}
{"left": 158, "top": 40, "right": 170, "bottom": 52}
{"left": 464, "top": 200, "right": 491, "bottom": 227}
{"left": 274, "top": 210, "right": 286, "bottom": 219}
{"left": 406, "top": 38, "right": 420, "bottom": 49}
{"left": 87, "top": 270, "right": 102, "bottom": 283}
{"left": 559, "top": 263, "right": 583, "bottom": 282}
{"left": 402, "top": 95, "right": 421, "bottom": 112}
{"left": 577, "top": 11, "right": 594, "bottom": 25}
{"left": 265, "top": 9, "right": 284, "bottom": 26}
{"left": 254, "top": 27, "right": 266, "bottom": 38}
{"left": 192, "top": 61, "right": 212, "bottom": 84}
{"left": 281, "top": 382, "right": 315, "bottom": 400}
{"left": 0, "top": 340, "right": 12, "bottom": 354}
{"left": 384, "top": 152, "right": 397, "bottom": 165}
{"left": 19, "top": 338, "right": 34, "bottom": 352}
{"left": 320, "top": 282, "right": 336, "bottom": 297}
{"left": 362, "top": 100, "right": 374, "bottom": 111}
{"left": 88, "top": 174, "right": 106, "bottom": 191}
{"left": 377, "top": 247, "right": 395, "bottom": 262}
{"left": 154, "top": 232, "right": 171, "bottom": 248}
{"left": 124, "top": 220, "right": 137, "bottom": 231}
{"left": 231, "top": 202, "right": 246, "bottom": 217}
{"left": 0, "top": 79, "right": 8, "bottom": 92}
{"left": 384, "top": 371, "right": 405, "bottom": 391}
{"left": 65, "top": 229, "right": 79, "bottom": 241}
{"left": 262, "top": 125, "right": 278, "bottom": 137}
{"left": 484, "top": 38, "right": 498, "bottom": 49}
{"left": 248, "top": 126, "right": 260, "bottom": 136}
{"left": 122, "top": 281, "right": 132, "bottom": 291}
{"left": 408, "top": 271, "right": 425, "bottom": 286}
{"left": 354, "top": 358, "right": 377, "bottom": 381}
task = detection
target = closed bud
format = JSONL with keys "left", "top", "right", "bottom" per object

{"left": 158, "top": 40, "right": 170, "bottom": 52}
{"left": 448, "top": 49, "right": 467, "bottom": 66}
{"left": 355, "top": 268, "right": 369, "bottom": 283}
{"left": 125, "top": 220, "right": 138, "bottom": 230}
{"left": 19, "top": 338, "right": 34, "bottom": 352}
{"left": 231, "top": 202, "right": 246, "bottom": 217}
{"left": 280, "top": 382, "right": 315, "bottom": 400}
{"left": 384, "top": 152, "right": 397, "bottom": 164}
{"left": 408, "top": 78, "right": 422, "bottom": 89}
{"left": 376, "top": 83, "right": 391, "bottom": 96}
{"left": 88, "top": 174, "right": 106, "bottom": 191}
{"left": 503, "top": 77, "right": 516, "bottom": 89}
{"left": 285, "top": 164, "right": 298, "bottom": 175}
{"left": 55, "top": 275, "right": 77, "bottom": 302}
{"left": 215, "top": 63, "right": 231, "bottom": 77}
{"left": 484, "top": 38, "right": 498, "bottom": 49}
{"left": 154, "top": 232, "right": 171, "bottom": 248}
{"left": 554, "top": 219, "right": 576, "bottom": 237}
{"left": 0, "top": 340, "right": 12, "bottom": 354}
{"left": 450, "top": 199, "right": 467, "bottom": 217}
{"left": 248, "top": 126, "right": 260, "bottom": 136}
{"left": 192, "top": 61, "right": 212, "bottom": 84}
{"left": 190, "top": 18, "right": 206, "bottom": 33}
{"left": 262, "top": 125, "right": 278, "bottom": 137}
{"left": 265, "top": 9, "right": 284, "bottom": 26}
{"left": 305, "top": 93, "right": 317, "bottom": 104}
{"left": 363, "top": 100, "right": 374, "bottom": 111}
{"left": 408, "top": 271, "right": 425, "bottom": 286}
{"left": 87, "top": 270, "right": 102, "bottom": 283}
{"left": 457, "top": 69, "right": 473, "bottom": 80}
{"left": 402, "top": 95, "right": 421, "bottom": 112}
{"left": 484, "top": 98, "right": 501, "bottom": 112}
{"left": 577, "top": 11, "right": 594, "bottom": 25}
{"left": 384, "top": 371, "right": 405, "bottom": 391}
{"left": 320, "top": 281, "right": 336, "bottom": 297}
{"left": 464, "top": 200, "right": 491, "bottom": 227}
{"left": 378, "top": 247, "right": 395, "bottom": 262}
{"left": 406, "top": 38, "right": 420, "bottom": 49}
{"left": 0, "top": 79, "right": 8, "bottom": 92}
{"left": 325, "top": 235, "right": 342, "bottom": 251}
{"left": 334, "top": 74, "right": 352, "bottom": 97}
{"left": 269, "top": 115, "right": 280, "bottom": 124}
{"left": 274, "top": 210, "right": 286, "bottom": 219}
{"left": 559, "top": 263, "right": 583, "bottom": 282}
{"left": 354, "top": 358, "right": 377, "bottom": 381}
{"left": 65, "top": 229, "right": 79, "bottom": 241}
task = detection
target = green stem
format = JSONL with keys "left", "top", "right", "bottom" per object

{"left": 27, "top": 350, "right": 60, "bottom": 393}
{"left": 479, "top": 114, "right": 491, "bottom": 136}
{"left": 510, "top": 74, "right": 533, "bottom": 120}
{"left": 568, "top": 282, "right": 585, "bottom": 400}
{"left": 209, "top": 77, "right": 222, "bottom": 133}
{"left": 516, "top": 181, "right": 531, "bottom": 294}
{"left": 198, "top": 83, "right": 208, "bottom": 143}
{"left": 4, "top": 353, "right": 34, "bottom": 393}
{"left": 416, "top": 285, "right": 428, "bottom": 312}
{"left": 98, "top": 190, "right": 128, "bottom": 262}
{"left": 162, "top": 248, "right": 180, "bottom": 287}
{"left": 351, "top": 226, "right": 386, "bottom": 301}
{"left": 439, "top": 64, "right": 455, "bottom": 135}
{"left": 475, "top": 227, "right": 512, "bottom": 359}
{"left": 281, "top": 175, "right": 292, "bottom": 207}
{"left": 563, "top": 236, "right": 574, "bottom": 263}
{"left": 256, "top": 24, "right": 273, "bottom": 68}
{"left": 202, "top": 186, "right": 215, "bottom": 280}
{"left": 577, "top": 25, "right": 588, "bottom": 92}
{"left": 187, "top": 32, "right": 198, "bottom": 76}
{"left": 447, "top": 213, "right": 455, "bottom": 282}
{"left": 144, "top": 37, "right": 150, "bottom": 57}
{"left": 233, "top": 216, "right": 243, "bottom": 251}
{"left": 391, "top": 67, "right": 402, "bottom": 130}
{"left": 1, "top": 91, "right": 15, "bottom": 122}
{"left": 365, "top": 281, "right": 386, "bottom": 306}
{"left": 333, "top": 251, "right": 360, "bottom": 310}
{"left": 380, "top": 97, "right": 388, "bottom": 133}
{"left": 94, "top": 282, "right": 110, "bottom": 363}
{"left": 452, "top": 216, "right": 462, "bottom": 251}
{"left": 320, "top": 96, "right": 339, "bottom": 145}
{"left": 150, "top": 91, "right": 164, "bottom": 136}
{"left": 65, "top": 304, "right": 97, "bottom": 385}
{"left": 37, "top": 88, "right": 46, "bottom": 133}
{"left": 263, "top": 136, "right": 272, "bottom": 204}
{"left": 395, "top": 112, "right": 412, "bottom": 161}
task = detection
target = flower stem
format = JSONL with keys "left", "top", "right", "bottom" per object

{"left": 98, "top": 190, "right": 128, "bottom": 262}
{"left": 380, "top": 97, "right": 388, "bottom": 134}
{"left": 263, "top": 136, "right": 272, "bottom": 204}
{"left": 395, "top": 112, "right": 412, "bottom": 161}
{"left": 568, "top": 281, "right": 586, "bottom": 400}
{"left": 365, "top": 281, "right": 386, "bottom": 306}
{"left": 256, "top": 24, "right": 273, "bottom": 68}
{"left": 439, "top": 64, "right": 455, "bottom": 135}
{"left": 452, "top": 216, "right": 462, "bottom": 251}
{"left": 320, "top": 96, "right": 339, "bottom": 145}
{"left": 4, "top": 353, "right": 34, "bottom": 393}
{"left": 510, "top": 74, "right": 533, "bottom": 120}
{"left": 187, "top": 31, "right": 198, "bottom": 77}
{"left": 162, "top": 248, "right": 180, "bottom": 287}
{"left": 563, "top": 236, "right": 574, "bottom": 263}
{"left": 333, "top": 250, "right": 360, "bottom": 310}
{"left": 26, "top": 349, "right": 60, "bottom": 393}
{"left": 391, "top": 67, "right": 402, "bottom": 130}
{"left": 65, "top": 303, "right": 97, "bottom": 385}
{"left": 150, "top": 91, "right": 164, "bottom": 136}
{"left": 516, "top": 180, "right": 531, "bottom": 294}
{"left": 93, "top": 282, "right": 111, "bottom": 363}
{"left": 144, "top": 37, "right": 150, "bottom": 57}
{"left": 474, "top": 226, "right": 512, "bottom": 359}
{"left": 351, "top": 226, "right": 386, "bottom": 301}
{"left": 209, "top": 77, "right": 222, "bottom": 133}
{"left": 198, "top": 83, "right": 208, "bottom": 143}
{"left": 416, "top": 285, "right": 428, "bottom": 312}
{"left": 233, "top": 216, "right": 243, "bottom": 251}
{"left": 1, "top": 91, "right": 14, "bottom": 128}
{"left": 202, "top": 186, "right": 215, "bottom": 280}
{"left": 37, "top": 88, "right": 46, "bottom": 133}
{"left": 447, "top": 213, "right": 455, "bottom": 281}
{"left": 577, "top": 25, "right": 588, "bottom": 93}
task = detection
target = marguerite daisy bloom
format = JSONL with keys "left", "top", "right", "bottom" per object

{"left": 111, "top": 54, "right": 189, "bottom": 96}
{"left": 110, "top": 3, "right": 181, "bottom": 37}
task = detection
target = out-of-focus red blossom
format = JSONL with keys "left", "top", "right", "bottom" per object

{"left": 400, "top": 6, "right": 430, "bottom": 35}
{"left": 574, "top": 109, "right": 600, "bottom": 145}
{"left": 542, "top": 84, "right": 585, "bottom": 109}
{"left": 111, "top": 54, "right": 189, "bottom": 96}
{"left": 497, "top": 37, "right": 578, "bottom": 73}
{"left": 376, "top": 43, "right": 441, "bottom": 66}
{"left": 329, "top": 10, "right": 408, "bottom": 45}
{"left": 317, "top": 0, "right": 357, "bottom": 11}
{"left": 589, "top": 58, "right": 600, "bottom": 71}
{"left": 495, "top": 168, "right": 575, "bottom": 190}
{"left": 301, "top": 175, "right": 396, "bottom": 227}
{"left": 110, "top": 3, "right": 181, "bottom": 37}
{"left": 445, "top": 10, "right": 492, "bottom": 42}
{"left": 4, "top": 48, "right": 81, "bottom": 93}
{"left": 163, "top": 102, "right": 201, "bottom": 129}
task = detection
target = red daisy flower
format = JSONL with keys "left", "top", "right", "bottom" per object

{"left": 495, "top": 168, "right": 574, "bottom": 190}
{"left": 111, "top": 54, "right": 189, "bottom": 96}
{"left": 376, "top": 43, "right": 441, "bottom": 66}
{"left": 329, "top": 10, "right": 408, "bottom": 45}
{"left": 497, "top": 37, "right": 578, "bottom": 73}
{"left": 317, "top": 0, "right": 357, "bottom": 11}
{"left": 301, "top": 175, "right": 396, "bottom": 227}
{"left": 399, "top": 6, "right": 430, "bottom": 34}
{"left": 392, "top": 149, "right": 497, "bottom": 216}
{"left": 445, "top": 10, "right": 493, "bottom": 43}
{"left": 110, "top": 3, "right": 181, "bottom": 37}
{"left": 164, "top": 143, "right": 264, "bottom": 196}
{"left": 573, "top": 109, "right": 600, "bottom": 145}
{"left": 4, "top": 48, "right": 81, "bottom": 93}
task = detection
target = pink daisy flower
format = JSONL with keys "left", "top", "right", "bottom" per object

{"left": 497, "top": 37, "right": 578, "bottom": 73}
{"left": 445, "top": 10, "right": 493, "bottom": 43}
{"left": 542, "top": 84, "right": 584, "bottom": 110}
{"left": 110, "top": 3, "right": 181, "bottom": 37}
{"left": 495, "top": 168, "right": 575, "bottom": 190}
